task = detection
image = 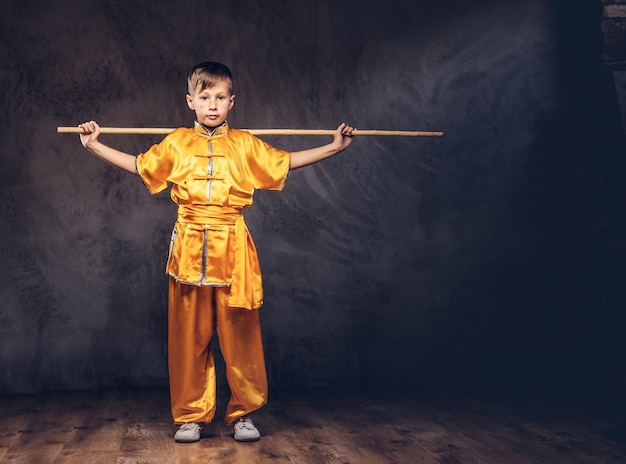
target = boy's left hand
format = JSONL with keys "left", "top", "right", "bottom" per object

{"left": 289, "top": 122, "right": 357, "bottom": 170}
{"left": 333, "top": 123, "right": 355, "bottom": 152}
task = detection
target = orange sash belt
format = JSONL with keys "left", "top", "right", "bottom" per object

{"left": 177, "top": 204, "right": 241, "bottom": 225}
{"left": 176, "top": 205, "right": 263, "bottom": 310}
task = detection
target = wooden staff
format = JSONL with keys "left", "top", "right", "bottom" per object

{"left": 57, "top": 127, "right": 443, "bottom": 137}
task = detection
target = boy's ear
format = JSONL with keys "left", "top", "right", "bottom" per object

{"left": 229, "top": 94, "right": 235, "bottom": 110}
{"left": 186, "top": 94, "right": 194, "bottom": 110}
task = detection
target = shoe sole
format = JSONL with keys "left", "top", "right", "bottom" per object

{"left": 234, "top": 428, "right": 261, "bottom": 442}
{"left": 175, "top": 436, "right": 200, "bottom": 443}
{"left": 234, "top": 435, "right": 260, "bottom": 442}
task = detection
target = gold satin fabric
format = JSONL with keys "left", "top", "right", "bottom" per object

{"left": 136, "top": 121, "right": 291, "bottom": 310}
{"left": 168, "top": 281, "right": 268, "bottom": 425}
{"left": 134, "top": 122, "right": 289, "bottom": 423}
{"left": 170, "top": 204, "right": 263, "bottom": 309}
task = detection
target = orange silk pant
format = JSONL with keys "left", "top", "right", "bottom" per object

{"left": 167, "top": 279, "right": 268, "bottom": 425}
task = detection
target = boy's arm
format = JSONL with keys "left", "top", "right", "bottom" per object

{"left": 78, "top": 121, "right": 137, "bottom": 175}
{"left": 289, "top": 123, "right": 355, "bottom": 170}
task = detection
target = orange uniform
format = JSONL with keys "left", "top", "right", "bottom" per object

{"left": 136, "top": 121, "right": 290, "bottom": 424}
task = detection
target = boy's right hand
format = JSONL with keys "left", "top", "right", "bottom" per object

{"left": 78, "top": 120, "right": 100, "bottom": 148}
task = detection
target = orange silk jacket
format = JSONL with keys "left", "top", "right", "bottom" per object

{"left": 136, "top": 121, "right": 291, "bottom": 310}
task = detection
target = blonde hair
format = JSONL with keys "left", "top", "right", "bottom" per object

{"left": 187, "top": 61, "right": 233, "bottom": 95}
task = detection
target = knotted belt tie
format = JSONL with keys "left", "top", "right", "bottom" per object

{"left": 176, "top": 205, "right": 262, "bottom": 310}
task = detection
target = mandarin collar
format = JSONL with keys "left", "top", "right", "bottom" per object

{"left": 193, "top": 120, "right": 230, "bottom": 137}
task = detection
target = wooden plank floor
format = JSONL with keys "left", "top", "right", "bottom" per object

{"left": 1, "top": 385, "right": 625, "bottom": 463}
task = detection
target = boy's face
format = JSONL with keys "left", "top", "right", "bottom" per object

{"left": 186, "top": 79, "right": 235, "bottom": 128}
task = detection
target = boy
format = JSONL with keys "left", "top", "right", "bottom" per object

{"left": 78, "top": 61, "right": 354, "bottom": 443}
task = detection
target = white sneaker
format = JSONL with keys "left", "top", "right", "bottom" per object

{"left": 233, "top": 417, "right": 260, "bottom": 442}
{"left": 175, "top": 423, "right": 201, "bottom": 443}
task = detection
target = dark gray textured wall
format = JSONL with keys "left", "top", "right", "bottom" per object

{"left": 0, "top": 0, "right": 603, "bottom": 394}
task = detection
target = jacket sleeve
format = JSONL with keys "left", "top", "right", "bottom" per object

{"left": 242, "top": 132, "right": 291, "bottom": 191}
{"left": 136, "top": 131, "right": 180, "bottom": 194}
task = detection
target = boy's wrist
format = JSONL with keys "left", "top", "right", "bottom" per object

{"left": 85, "top": 139, "right": 100, "bottom": 151}
{"left": 330, "top": 142, "right": 343, "bottom": 154}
